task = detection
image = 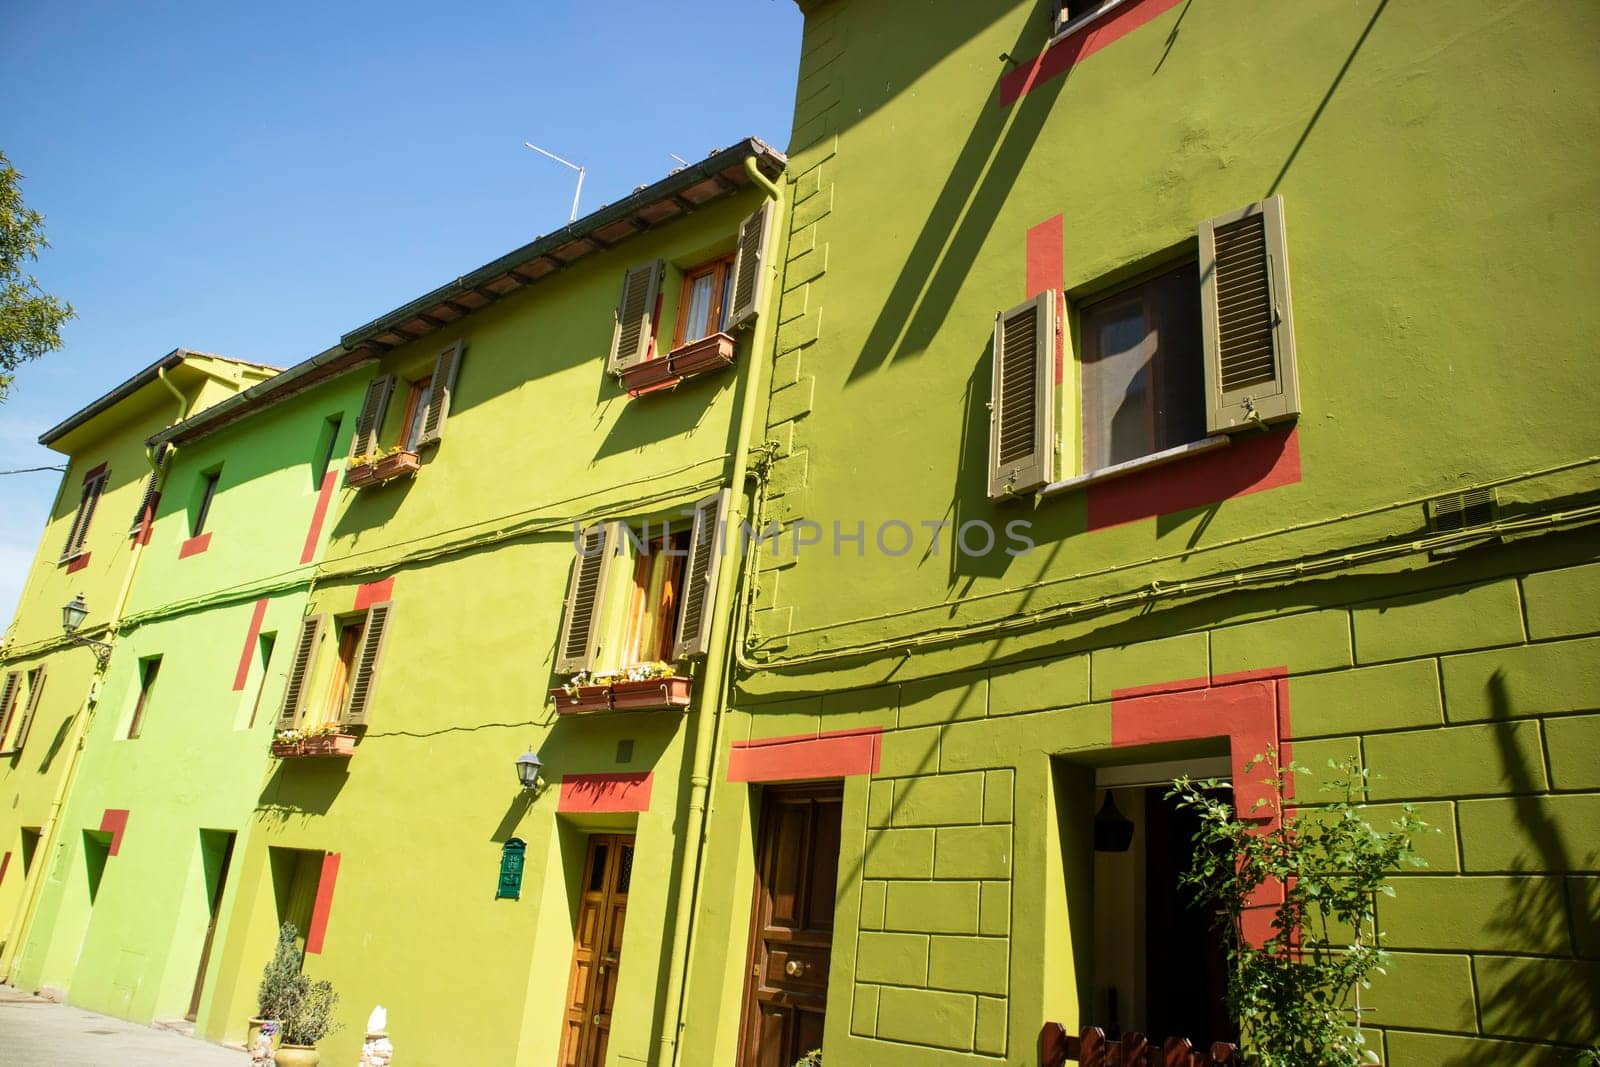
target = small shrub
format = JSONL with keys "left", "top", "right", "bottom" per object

{"left": 256, "top": 923, "right": 302, "bottom": 1022}
{"left": 281, "top": 977, "right": 341, "bottom": 1047}
{"left": 791, "top": 1051, "right": 822, "bottom": 1067}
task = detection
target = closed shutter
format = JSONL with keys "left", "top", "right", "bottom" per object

{"left": 129, "top": 473, "right": 159, "bottom": 536}
{"left": 1199, "top": 195, "right": 1300, "bottom": 433}
{"left": 416, "top": 341, "right": 464, "bottom": 448}
{"left": 607, "top": 262, "right": 662, "bottom": 375}
{"left": 987, "top": 292, "right": 1057, "bottom": 500}
{"left": 554, "top": 524, "right": 619, "bottom": 673}
{"left": 0, "top": 672, "right": 19, "bottom": 747}
{"left": 60, "top": 472, "right": 107, "bottom": 562}
{"left": 276, "top": 614, "right": 326, "bottom": 730}
{"left": 673, "top": 490, "right": 730, "bottom": 661}
{"left": 13, "top": 665, "right": 46, "bottom": 752}
{"left": 340, "top": 602, "right": 392, "bottom": 725}
{"left": 348, "top": 375, "right": 395, "bottom": 459}
{"left": 726, "top": 202, "right": 772, "bottom": 330}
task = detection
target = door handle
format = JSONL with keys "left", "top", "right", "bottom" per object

{"left": 785, "top": 959, "right": 804, "bottom": 977}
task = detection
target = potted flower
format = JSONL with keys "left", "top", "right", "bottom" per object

{"left": 251, "top": 923, "right": 300, "bottom": 1051}
{"left": 610, "top": 661, "right": 693, "bottom": 710}
{"left": 276, "top": 974, "right": 341, "bottom": 1066}
{"left": 272, "top": 723, "right": 357, "bottom": 758}
{"left": 549, "top": 670, "right": 612, "bottom": 713}
{"left": 346, "top": 445, "right": 419, "bottom": 488}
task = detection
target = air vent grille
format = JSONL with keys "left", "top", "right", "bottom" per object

{"left": 1427, "top": 488, "right": 1497, "bottom": 533}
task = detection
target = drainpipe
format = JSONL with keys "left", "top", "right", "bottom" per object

{"left": 1, "top": 364, "right": 190, "bottom": 982}
{"left": 657, "top": 159, "right": 784, "bottom": 1066}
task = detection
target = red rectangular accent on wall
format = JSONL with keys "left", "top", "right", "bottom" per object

{"left": 1026, "top": 215, "right": 1063, "bottom": 299}
{"left": 300, "top": 470, "right": 339, "bottom": 565}
{"left": 353, "top": 577, "right": 395, "bottom": 611}
{"left": 99, "top": 809, "right": 130, "bottom": 856}
{"left": 232, "top": 598, "right": 271, "bottom": 692}
{"left": 999, "top": 0, "right": 1185, "bottom": 107}
{"left": 1086, "top": 427, "right": 1301, "bottom": 531}
{"left": 728, "top": 727, "right": 883, "bottom": 783}
{"left": 558, "top": 772, "right": 654, "bottom": 813}
{"left": 305, "top": 852, "right": 340, "bottom": 955}
{"left": 178, "top": 532, "right": 213, "bottom": 558}
{"left": 65, "top": 552, "right": 91, "bottom": 574}
{"left": 82, "top": 462, "right": 107, "bottom": 483}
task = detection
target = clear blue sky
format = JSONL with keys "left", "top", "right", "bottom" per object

{"left": 0, "top": 0, "right": 805, "bottom": 625}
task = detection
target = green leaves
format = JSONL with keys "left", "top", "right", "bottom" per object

{"left": 1168, "top": 750, "right": 1428, "bottom": 1067}
{"left": 0, "top": 151, "right": 74, "bottom": 401}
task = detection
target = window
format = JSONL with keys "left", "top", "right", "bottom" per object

{"left": 127, "top": 656, "right": 162, "bottom": 739}
{"left": 398, "top": 377, "right": 433, "bottom": 451}
{"left": 193, "top": 469, "right": 221, "bottom": 536}
{"left": 673, "top": 256, "right": 735, "bottom": 348}
{"left": 0, "top": 667, "right": 46, "bottom": 754}
{"left": 347, "top": 341, "right": 463, "bottom": 462}
{"left": 314, "top": 415, "right": 343, "bottom": 485}
{"left": 59, "top": 466, "right": 109, "bottom": 563}
{"left": 554, "top": 492, "right": 728, "bottom": 674}
{"left": 275, "top": 602, "right": 394, "bottom": 733}
{"left": 245, "top": 631, "right": 277, "bottom": 730}
{"left": 987, "top": 195, "right": 1300, "bottom": 500}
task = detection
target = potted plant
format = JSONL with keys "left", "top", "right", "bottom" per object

{"left": 251, "top": 923, "right": 300, "bottom": 1051}
{"left": 276, "top": 974, "right": 341, "bottom": 1066}
{"left": 346, "top": 445, "right": 419, "bottom": 488}
{"left": 609, "top": 661, "right": 693, "bottom": 710}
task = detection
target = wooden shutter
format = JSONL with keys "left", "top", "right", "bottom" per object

{"left": 726, "top": 202, "right": 772, "bottom": 330}
{"left": 555, "top": 524, "right": 619, "bottom": 673}
{"left": 1199, "top": 195, "right": 1300, "bottom": 433}
{"left": 129, "top": 473, "right": 159, "bottom": 535}
{"left": 607, "top": 262, "right": 662, "bottom": 375}
{"left": 276, "top": 614, "right": 326, "bottom": 730}
{"left": 987, "top": 292, "right": 1057, "bottom": 500}
{"left": 341, "top": 602, "right": 392, "bottom": 725}
{"left": 0, "top": 672, "right": 19, "bottom": 747}
{"left": 59, "top": 472, "right": 106, "bottom": 562}
{"left": 416, "top": 341, "right": 464, "bottom": 448}
{"left": 673, "top": 490, "right": 730, "bottom": 661}
{"left": 13, "top": 665, "right": 46, "bottom": 752}
{"left": 348, "top": 375, "right": 395, "bottom": 459}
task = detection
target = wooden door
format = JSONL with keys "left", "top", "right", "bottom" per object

{"left": 186, "top": 832, "right": 236, "bottom": 1020}
{"left": 739, "top": 784, "right": 843, "bottom": 1067}
{"left": 561, "top": 834, "right": 634, "bottom": 1067}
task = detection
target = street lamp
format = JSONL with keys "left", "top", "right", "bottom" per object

{"left": 515, "top": 748, "right": 544, "bottom": 792}
{"left": 61, "top": 593, "right": 112, "bottom": 669}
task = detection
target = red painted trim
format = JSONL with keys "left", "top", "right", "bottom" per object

{"left": 648, "top": 291, "right": 664, "bottom": 361}
{"left": 1026, "top": 215, "right": 1063, "bottom": 299}
{"left": 999, "top": 0, "right": 1185, "bottom": 107}
{"left": 1110, "top": 669, "right": 1294, "bottom": 945}
{"left": 82, "top": 462, "right": 107, "bottom": 483}
{"left": 305, "top": 852, "right": 340, "bottom": 955}
{"left": 353, "top": 577, "right": 395, "bottom": 611}
{"left": 0, "top": 851, "right": 10, "bottom": 888}
{"left": 299, "top": 470, "right": 339, "bottom": 565}
{"left": 178, "top": 532, "right": 213, "bottom": 558}
{"left": 558, "top": 772, "right": 654, "bottom": 813}
{"left": 133, "top": 491, "right": 160, "bottom": 547}
{"left": 232, "top": 598, "right": 271, "bottom": 692}
{"left": 65, "top": 552, "right": 91, "bottom": 574}
{"left": 728, "top": 727, "right": 883, "bottom": 784}
{"left": 1086, "top": 427, "right": 1302, "bottom": 532}
{"left": 99, "top": 809, "right": 130, "bottom": 856}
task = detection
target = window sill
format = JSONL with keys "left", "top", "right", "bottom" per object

{"left": 62, "top": 552, "right": 92, "bottom": 574}
{"left": 619, "top": 332, "right": 737, "bottom": 397}
{"left": 1049, "top": 0, "right": 1132, "bottom": 46}
{"left": 346, "top": 450, "right": 420, "bottom": 489}
{"left": 1037, "top": 435, "right": 1231, "bottom": 499}
{"left": 549, "top": 676, "right": 693, "bottom": 715}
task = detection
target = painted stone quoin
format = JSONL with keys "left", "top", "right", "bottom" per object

{"left": 0, "top": 2, "right": 1596, "bottom": 1066}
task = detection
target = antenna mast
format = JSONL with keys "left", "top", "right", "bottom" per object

{"left": 523, "top": 141, "right": 587, "bottom": 223}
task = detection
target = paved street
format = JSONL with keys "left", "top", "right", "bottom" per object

{"left": 0, "top": 984, "right": 244, "bottom": 1066}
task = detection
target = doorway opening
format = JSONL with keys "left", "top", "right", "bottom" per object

{"left": 560, "top": 834, "right": 634, "bottom": 1067}
{"left": 1089, "top": 757, "right": 1235, "bottom": 1050}
{"left": 82, "top": 830, "right": 111, "bottom": 905}
{"left": 187, "top": 830, "right": 237, "bottom": 1020}
{"left": 269, "top": 846, "right": 324, "bottom": 960}
{"left": 738, "top": 782, "right": 842, "bottom": 1067}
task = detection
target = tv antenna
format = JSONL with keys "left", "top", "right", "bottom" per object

{"left": 523, "top": 141, "right": 586, "bottom": 223}
{"left": 669, "top": 153, "right": 691, "bottom": 169}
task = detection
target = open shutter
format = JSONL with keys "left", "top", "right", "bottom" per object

{"left": 276, "top": 614, "right": 326, "bottom": 730}
{"left": 416, "top": 342, "right": 464, "bottom": 448}
{"left": 607, "top": 262, "right": 662, "bottom": 375}
{"left": 726, "top": 202, "right": 772, "bottom": 330}
{"left": 13, "top": 666, "right": 46, "bottom": 752}
{"left": 59, "top": 473, "right": 105, "bottom": 562}
{"left": 987, "top": 292, "right": 1057, "bottom": 500}
{"left": 129, "top": 474, "right": 159, "bottom": 536}
{"left": 1200, "top": 195, "right": 1300, "bottom": 433}
{"left": 554, "top": 524, "right": 618, "bottom": 673}
{"left": 673, "top": 490, "right": 730, "bottom": 661}
{"left": 341, "top": 602, "right": 392, "bottom": 725}
{"left": 348, "top": 375, "right": 395, "bottom": 459}
{"left": 0, "top": 672, "right": 19, "bottom": 747}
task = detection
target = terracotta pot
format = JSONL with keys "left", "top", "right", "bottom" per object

{"left": 274, "top": 1045, "right": 320, "bottom": 1067}
{"left": 270, "top": 741, "right": 300, "bottom": 758}
{"left": 667, "top": 331, "right": 737, "bottom": 377}
{"left": 550, "top": 685, "right": 612, "bottom": 714}
{"left": 610, "top": 676, "right": 693, "bottom": 710}
{"left": 347, "top": 450, "right": 419, "bottom": 488}
{"left": 300, "top": 733, "right": 357, "bottom": 757}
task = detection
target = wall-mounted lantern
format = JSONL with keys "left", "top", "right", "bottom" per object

{"left": 61, "top": 593, "right": 112, "bottom": 669}
{"left": 515, "top": 748, "right": 544, "bottom": 792}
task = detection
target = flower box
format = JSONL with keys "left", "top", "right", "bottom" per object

{"left": 549, "top": 677, "right": 693, "bottom": 715}
{"left": 618, "top": 332, "right": 737, "bottom": 396}
{"left": 272, "top": 733, "right": 358, "bottom": 758}
{"left": 346, "top": 450, "right": 420, "bottom": 488}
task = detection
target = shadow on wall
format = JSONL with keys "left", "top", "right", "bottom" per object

{"left": 256, "top": 759, "right": 351, "bottom": 828}
{"left": 1447, "top": 670, "right": 1600, "bottom": 1063}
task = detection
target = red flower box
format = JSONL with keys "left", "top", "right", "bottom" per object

{"left": 270, "top": 740, "right": 300, "bottom": 758}
{"left": 549, "top": 685, "right": 613, "bottom": 714}
{"left": 346, "top": 450, "right": 420, "bottom": 488}
{"left": 618, "top": 333, "right": 737, "bottom": 396}
{"left": 611, "top": 676, "right": 693, "bottom": 710}
{"left": 272, "top": 733, "right": 358, "bottom": 758}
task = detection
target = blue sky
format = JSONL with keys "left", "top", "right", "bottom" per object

{"left": 0, "top": 0, "right": 805, "bottom": 624}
